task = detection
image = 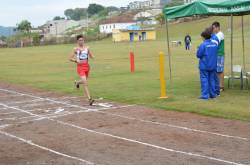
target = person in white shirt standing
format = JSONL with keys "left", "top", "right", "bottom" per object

{"left": 211, "top": 22, "right": 225, "bottom": 95}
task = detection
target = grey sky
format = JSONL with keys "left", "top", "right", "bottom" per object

{"left": 0, "top": 0, "right": 144, "bottom": 27}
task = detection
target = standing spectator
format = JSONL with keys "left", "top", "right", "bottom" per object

{"left": 184, "top": 33, "right": 192, "bottom": 50}
{"left": 196, "top": 29, "right": 218, "bottom": 100}
{"left": 211, "top": 22, "right": 225, "bottom": 95}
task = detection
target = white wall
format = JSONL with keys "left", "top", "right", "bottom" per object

{"left": 184, "top": 0, "right": 195, "bottom": 4}
{"left": 44, "top": 20, "right": 79, "bottom": 36}
{"left": 134, "top": 12, "right": 153, "bottom": 20}
{"left": 99, "top": 23, "right": 136, "bottom": 34}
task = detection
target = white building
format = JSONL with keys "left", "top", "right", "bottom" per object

{"left": 42, "top": 20, "right": 77, "bottom": 36}
{"left": 151, "top": 0, "right": 169, "bottom": 8}
{"left": 133, "top": 9, "right": 162, "bottom": 25}
{"left": 99, "top": 23, "right": 136, "bottom": 34}
{"left": 184, "top": 0, "right": 196, "bottom": 4}
{"left": 42, "top": 19, "right": 89, "bottom": 36}
{"left": 128, "top": 0, "right": 171, "bottom": 10}
{"left": 99, "top": 14, "right": 137, "bottom": 34}
{"left": 129, "top": 1, "right": 152, "bottom": 10}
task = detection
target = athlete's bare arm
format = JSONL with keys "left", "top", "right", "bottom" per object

{"left": 88, "top": 47, "right": 94, "bottom": 59}
{"left": 69, "top": 48, "right": 77, "bottom": 63}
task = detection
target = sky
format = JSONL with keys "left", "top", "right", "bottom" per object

{"left": 0, "top": 0, "right": 145, "bottom": 27}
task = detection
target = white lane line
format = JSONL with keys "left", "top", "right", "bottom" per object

{"left": 56, "top": 96, "right": 80, "bottom": 100}
{"left": 0, "top": 124, "right": 9, "bottom": 129}
{"left": 0, "top": 111, "right": 72, "bottom": 122}
{"left": 0, "top": 102, "right": 245, "bottom": 165}
{"left": 0, "top": 88, "right": 89, "bottom": 111}
{"left": 55, "top": 108, "right": 65, "bottom": 114}
{"left": 15, "top": 105, "right": 134, "bottom": 125}
{"left": 21, "top": 102, "right": 56, "bottom": 108}
{"left": 0, "top": 109, "right": 54, "bottom": 115}
{"left": 97, "top": 111, "right": 250, "bottom": 141}
{"left": 0, "top": 94, "right": 24, "bottom": 98}
{"left": 0, "top": 131, "right": 95, "bottom": 165}
{"left": 6, "top": 99, "right": 44, "bottom": 105}
{"left": 0, "top": 102, "right": 130, "bottom": 123}
{"left": 54, "top": 120, "right": 245, "bottom": 165}
{"left": 0, "top": 88, "right": 248, "bottom": 142}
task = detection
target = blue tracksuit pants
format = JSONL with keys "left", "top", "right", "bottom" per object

{"left": 200, "top": 70, "right": 217, "bottom": 99}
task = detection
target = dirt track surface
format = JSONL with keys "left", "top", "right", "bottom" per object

{"left": 0, "top": 82, "right": 249, "bottom": 165}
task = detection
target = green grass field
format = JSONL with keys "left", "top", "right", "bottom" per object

{"left": 0, "top": 16, "right": 250, "bottom": 121}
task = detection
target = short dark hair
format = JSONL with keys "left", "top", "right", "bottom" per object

{"left": 212, "top": 21, "right": 220, "bottom": 28}
{"left": 207, "top": 26, "right": 213, "bottom": 33}
{"left": 76, "top": 34, "right": 84, "bottom": 41}
{"left": 201, "top": 29, "right": 211, "bottom": 39}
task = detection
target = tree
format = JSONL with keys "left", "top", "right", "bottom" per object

{"left": 106, "top": 6, "right": 119, "bottom": 12}
{"left": 64, "top": 9, "right": 74, "bottom": 19}
{"left": 87, "top": 4, "right": 105, "bottom": 16}
{"left": 64, "top": 8, "right": 87, "bottom": 20}
{"left": 32, "top": 33, "right": 41, "bottom": 46}
{"left": 53, "top": 16, "right": 65, "bottom": 20}
{"left": 156, "top": 13, "right": 165, "bottom": 27}
{"left": 16, "top": 20, "right": 32, "bottom": 34}
{"left": 97, "top": 8, "right": 109, "bottom": 17}
{"left": 0, "top": 36, "right": 7, "bottom": 41}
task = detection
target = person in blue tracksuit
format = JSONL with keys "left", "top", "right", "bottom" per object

{"left": 196, "top": 29, "right": 218, "bottom": 100}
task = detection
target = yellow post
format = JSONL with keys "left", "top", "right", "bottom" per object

{"left": 159, "top": 51, "right": 168, "bottom": 99}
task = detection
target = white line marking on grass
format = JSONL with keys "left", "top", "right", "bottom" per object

{"left": 1, "top": 88, "right": 248, "bottom": 142}
{"left": 0, "top": 102, "right": 245, "bottom": 165}
{"left": 0, "top": 131, "right": 95, "bottom": 165}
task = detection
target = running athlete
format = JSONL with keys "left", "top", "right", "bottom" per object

{"left": 69, "top": 34, "right": 95, "bottom": 106}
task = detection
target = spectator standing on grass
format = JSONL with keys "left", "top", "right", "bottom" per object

{"left": 211, "top": 22, "right": 225, "bottom": 95}
{"left": 196, "top": 29, "right": 218, "bottom": 100}
{"left": 184, "top": 33, "right": 192, "bottom": 50}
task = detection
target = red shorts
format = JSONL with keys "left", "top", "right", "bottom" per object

{"left": 77, "top": 64, "right": 90, "bottom": 78}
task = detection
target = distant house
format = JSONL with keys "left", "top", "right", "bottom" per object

{"left": 151, "top": 0, "right": 171, "bottom": 8}
{"left": 99, "top": 13, "right": 137, "bottom": 34}
{"left": 0, "top": 40, "right": 7, "bottom": 48}
{"left": 30, "top": 28, "right": 43, "bottom": 34}
{"left": 129, "top": 1, "right": 152, "bottom": 10}
{"left": 41, "top": 19, "right": 89, "bottom": 36}
{"left": 133, "top": 9, "right": 162, "bottom": 25}
{"left": 184, "top": 0, "right": 196, "bottom": 4}
{"left": 112, "top": 25, "right": 156, "bottom": 42}
{"left": 128, "top": 0, "right": 171, "bottom": 10}
{"left": 99, "top": 23, "right": 136, "bottom": 34}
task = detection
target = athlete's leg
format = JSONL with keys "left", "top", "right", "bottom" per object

{"left": 80, "top": 76, "right": 91, "bottom": 100}
{"left": 219, "top": 72, "right": 225, "bottom": 90}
